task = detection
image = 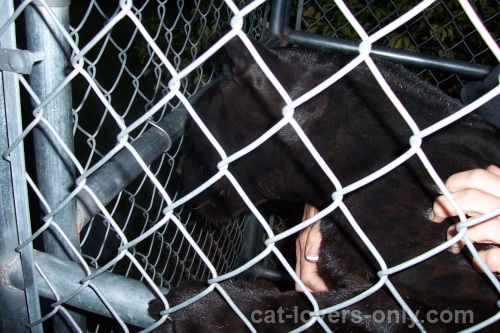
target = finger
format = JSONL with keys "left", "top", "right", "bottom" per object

{"left": 300, "top": 221, "right": 327, "bottom": 291}
{"left": 305, "top": 221, "right": 322, "bottom": 262}
{"left": 474, "top": 248, "right": 500, "bottom": 273}
{"left": 486, "top": 164, "right": 500, "bottom": 177}
{"left": 296, "top": 223, "right": 314, "bottom": 263}
{"left": 296, "top": 259, "right": 329, "bottom": 292}
{"left": 465, "top": 218, "right": 500, "bottom": 245}
{"left": 294, "top": 251, "right": 311, "bottom": 293}
{"left": 305, "top": 245, "right": 320, "bottom": 262}
{"left": 296, "top": 205, "right": 324, "bottom": 292}
{"left": 431, "top": 167, "right": 500, "bottom": 223}
{"left": 295, "top": 207, "right": 314, "bottom": 291}
{"left": 447, "top": 219, "right": 500, "bottom": 257}
{"left": 295, "top": 237, "right": 321, "bottom": 292}
{"left": 447, "top": 225, "right": 465, "bottom": 254}
{"left": 295, "top": 261, "right": 309, "bottom": 292}
{"left": 444, "top": 168, "right": 500, "bottom": 197}
{"left": 303, "top": 204, "right": 320, "bottom": 220}
{"left": 295, "top": 233, "right": 305, "bottom": 291}
{"left": 431, "top": 189, "right": 500, "bottom": 223}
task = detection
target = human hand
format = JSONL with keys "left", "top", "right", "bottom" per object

{"left": 430, "top": 165, "right": 500, "bottom": 273}
{"left": 295, "top": 204, "right": 328, "bottom": 292}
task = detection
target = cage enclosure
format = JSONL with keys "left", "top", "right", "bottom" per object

{"left": 0, "top": 0, "right": 499, "bottom": 332}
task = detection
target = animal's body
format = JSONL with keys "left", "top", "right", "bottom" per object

{"left": 149, "top": 35, "right": 500, "bottom": 332}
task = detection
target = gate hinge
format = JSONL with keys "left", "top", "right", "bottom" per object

{"left": 0, "top": 48, "right": 44, "bottom": 74}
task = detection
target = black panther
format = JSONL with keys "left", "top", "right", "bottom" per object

{"left": 149, "top": 35, "right": 500, "bottom": 332}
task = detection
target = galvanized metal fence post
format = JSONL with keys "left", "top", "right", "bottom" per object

{"left": 0, "top": 1, "right": 43, "bottom": 332}
{"left": 0, "top": 79, "right": 34, "bottom": 333}
{"left": 24, "top": 0, "right": 86, "bottom": 331}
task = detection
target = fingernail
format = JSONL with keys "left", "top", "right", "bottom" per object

{"left": 306, "top": 246, "right": 320, "bottom": 262}
{"left": 488, "top": 164, "right": 500, "bottom": 176}
{"left": 427, "top": 209, "right": 444, "bottom": 223}
{"left": 427, "top": 209, "right": 441, "bottom": 222}
{"left": 306, "top": 255, "right": 319, "bottom": 262}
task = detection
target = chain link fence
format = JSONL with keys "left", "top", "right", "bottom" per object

{"left": 0, "top": 0, "right": 499, "bottom": 332}
{"left": 293, "top": 0, "right": 499, "bottom": 95}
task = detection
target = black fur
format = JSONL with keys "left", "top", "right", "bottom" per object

{"left": 149, "top": 36, "right": 500, "bottom": 332}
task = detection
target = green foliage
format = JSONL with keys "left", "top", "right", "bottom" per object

{"left": 294, "top": 0, "right": 498, "bottom": 64}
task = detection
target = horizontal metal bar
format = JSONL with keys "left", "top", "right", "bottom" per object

{"left": 76, "top": 106, "right": 189, "bottom": 225}
{"left": 254, "top": 266, "right": 294, "bottom": 284}
{"left": 5, "top": 249, "right": 168, "bottom": 329}
{"left": 286, "top": 29, "right": 493, "bottom": 79}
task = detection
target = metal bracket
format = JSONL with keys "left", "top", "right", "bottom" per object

{"left": 0, "top": 48, "right": 44, "bottom": 74}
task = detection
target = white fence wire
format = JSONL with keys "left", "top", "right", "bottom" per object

{"left": 0, "top": 0, "right": 499, "bottom": 332}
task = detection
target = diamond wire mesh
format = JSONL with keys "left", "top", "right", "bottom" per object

{"left": 69, "top": 0, "right": 260, "bottom": 288}
{"left": 1, "top": 0, "right": 499, "bottom": 332}
{"left": 3, "top": 0, "right": 266, "bottom": 331}
{"left": 173, "top": 1, "right": 500, "bottom": 329}
{"left": 295, "top": 0, "right": 499, "bottom": 95}
{"left": 67, "top": 0, "right": 267, "bottom": 292}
